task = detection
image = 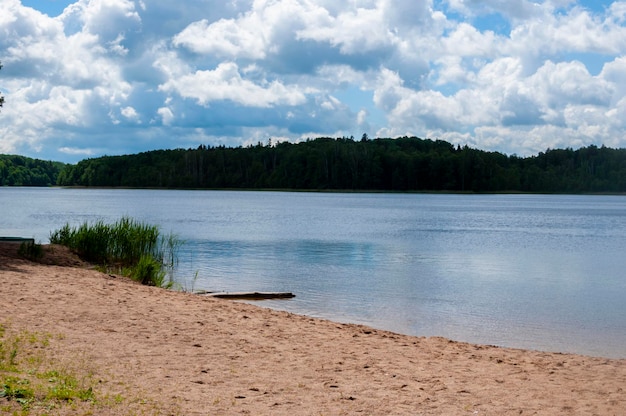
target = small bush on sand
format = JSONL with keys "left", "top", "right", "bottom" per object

{"left": 18, "top": 241, "right": 43, "bottom": 260}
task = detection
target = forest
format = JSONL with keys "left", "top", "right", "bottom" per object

{"left": 53, "top": 136, "right": 626, "bottom": 193}
{"left": 0, "top": 154, "right": 66, "bottom": 186}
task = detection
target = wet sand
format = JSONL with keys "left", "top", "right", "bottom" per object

{"left": 1, "top": 243, "right": 625, "bottom": 415}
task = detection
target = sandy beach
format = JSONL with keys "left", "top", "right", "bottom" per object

{"left": 1, "top": 243, "right": 625, "bottom": 415}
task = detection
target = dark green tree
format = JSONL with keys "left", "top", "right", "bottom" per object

{"left": 0, "top": 155, "right": 66, "bottom": 186}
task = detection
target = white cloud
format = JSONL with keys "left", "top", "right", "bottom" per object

{"left": 610, "top": 1, "right": 626, "bottom": 21}
{"left": 173, "top": 18, "right": 266, "bottom": 60}
{"left": 157, "top": 107, "right": 174, "bottom": 126}
{"left": 506, "top": 3, "right": 626, "bottom": 67}
{"left": 600, "top": 56, "right": 626, "bottom": 98}
{"left": 121, "top": 105, "right": 139, "bottom": 121}
{"left": 59, "top": 146, "right": 96, "bottom": 156}
{"left": 159, "top": 62, "right": 306, "bottom": 107}
{"left": 63, "top": 0, "right": 141, "bottom": 42}
{"left": 532, "top": 61, "right": 614, "bottom": 107}
{"left": 296, "top": 5, "right": 394, "bottom": 54}
{"left": 442, "top": 23, "right": 499, "bottom": 57}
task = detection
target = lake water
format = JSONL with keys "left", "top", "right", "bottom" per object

{"left": 2, "top": 188, "right": 625, "bottom": 358}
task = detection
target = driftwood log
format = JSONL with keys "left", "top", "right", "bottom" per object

{"left": 204, "top": 292, "right": 295, "bottom": 300}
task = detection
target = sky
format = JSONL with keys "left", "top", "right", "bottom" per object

{"left": 1, "top": 0, "right": 625, "bottom": 163}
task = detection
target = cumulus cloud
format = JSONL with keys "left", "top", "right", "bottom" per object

{"left": 159, "top": 62, "right": 307, "bottom": 107}
{"left": 173, "top": 18, "right": 267, "bottom": 60}
{"left": 1, "top": 0, "right": 626, "bottom": 162}
{"left": 157, "top": 106, "right": 173, "bottom": 126}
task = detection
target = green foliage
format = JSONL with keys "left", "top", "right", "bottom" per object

{"left": 110, "top": 216, "right": 160, "bottom": 266}
{"left": 55, "top": 138, "right": 626, "bottom": 193}
{"left": 17, "top": 241, "right": 43, "bottom": 261}
{"left": 50, "top": 220, "right": 111, "bottom": 263}
{"left": 0, "top": 154, "right": 66, "bottom": 186}
{"left": 49, "top": 217, "right": 181, "bottom": 287}
{"left": 42, "top": 371, "right": 94, "bottom": 402}
{"left": 131, "top": 255, "right": 169, "bottom": 287}
{"left": 48, "top": 224, "right": 72, "bottom": 247}
{"left": 50, "top": 217, "right": 156, "bottom": 264}
{"left": 0, "top": 377, "right": 35, "bottom": 409}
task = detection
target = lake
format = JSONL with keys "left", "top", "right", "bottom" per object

{"left": 2, "top": 188, "right": 625, "bottom": 358}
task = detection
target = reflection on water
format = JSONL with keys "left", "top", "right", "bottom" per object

{"left": 2, "top": 188, "right": 626, "bottom": 358}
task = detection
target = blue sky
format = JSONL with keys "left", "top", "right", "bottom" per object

{"left": 1, "top": 0, "right": 626, "bottom": 163}
{"left": 20, "top": 0, "right": 72, "bottom": 16}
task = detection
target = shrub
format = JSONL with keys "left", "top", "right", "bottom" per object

{"left": 18, "top": 241, "right": 43, "bottom": 260}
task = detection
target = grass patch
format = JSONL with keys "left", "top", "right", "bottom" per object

{"left": 49, "top": 217, "right": 181, "bottom": 287}
{"left": 0, "top": 323, "right": 175, "bottom": 415}
{"left": 0, "top": 323, "right": 96, "bottom": 413}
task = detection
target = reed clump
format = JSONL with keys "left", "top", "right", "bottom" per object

{"left": 49, "top": 217, "right": 181, "bottom": 287}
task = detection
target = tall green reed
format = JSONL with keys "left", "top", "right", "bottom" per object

{"left": 49, "top": 217, "right": 181, "bottom": 287}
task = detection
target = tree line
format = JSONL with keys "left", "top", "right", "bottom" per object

{"left": 0, "top": 155, "right": 66, "bottom": 186}
{"left": 54, "top": 136, "right": 626, "bottom": 193}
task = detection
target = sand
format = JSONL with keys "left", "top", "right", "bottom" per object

{"left": 1, "top": 243, "right": 625, "bottom": 415}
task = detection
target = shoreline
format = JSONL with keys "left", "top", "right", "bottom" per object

{"left": 2, "top": 244, "right": 625, "bottom": 414}
{"left": 36, "top": 185, "right": 626, "bottom": 195}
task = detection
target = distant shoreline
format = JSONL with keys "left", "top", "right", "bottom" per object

{"left": 12, "top": 184, "right": 626, "bottom": 196}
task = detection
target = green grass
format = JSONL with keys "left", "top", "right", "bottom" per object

{"left": 0, "top": 324, "right": 95, "bottom": 413}
{"left": 0, "top": 323, "right": 175, "bottom": 415}
{"left": 131, "top": 255, "right": 170, "bottom": 288}
{"left": 49, "top": 216, "right": 182, "bottom": 287}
